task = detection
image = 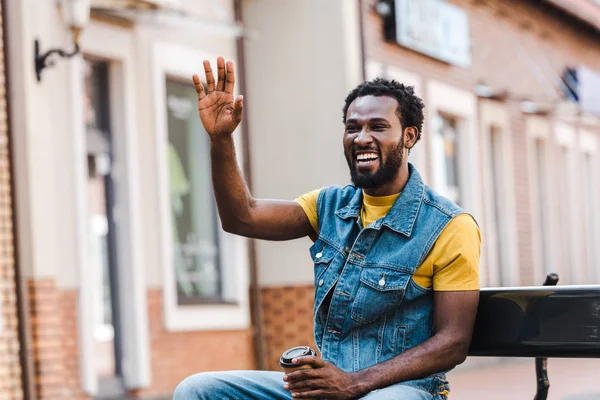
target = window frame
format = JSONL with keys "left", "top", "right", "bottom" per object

{"left": 479, "top": 100, "right": 519, "bottom": 287}
{"left": 526, "top": 116, "right": 557, "bottom": 285}
{"left": 578, "top": 129, "right": 600, "bottom": 283}
{"left": 425, "top": 80, "right": 483, "bottom": 223}
{"left": 152, "top": 42, "right": 250, "bottom": 331}
{"left": 554, "top": 122, "right": 581, "bottom": 284}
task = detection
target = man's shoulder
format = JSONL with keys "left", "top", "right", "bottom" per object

{"left": 421, "top": 185, "right": 465, "bottom": 219}
{"left": 316, "top": 184, "right": 360, "bottom": 211}
{"left": 320, "top": 184, "right": 358, "bottom": 198}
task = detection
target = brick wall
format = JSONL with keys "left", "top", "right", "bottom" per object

{"left": 0, "top": 0, "right": 23, "bottom": 396}
{"left": 130, "top": 289, "right": 256, "bottom": 398}
{"left": 25, "top": 286, "right": 257, "bottom": 400}
{"left": 28, "top": 280, "right": 88, "bottom": 399}
{"left": 363, "top": 0, "right": 600, "bottom": 285}
{"left": 260, "top": 285, "right": 317, "bottom": 371}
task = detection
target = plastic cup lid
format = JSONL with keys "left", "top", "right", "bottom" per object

{"left": 279, "top": 346, "right": 316, "bottom": 367}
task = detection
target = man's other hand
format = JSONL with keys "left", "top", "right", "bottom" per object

{"left": 192, "top": 57, "right": 243, "bottom": 137}
{"left": 283, "top": 356, "right": 364, "bottom": 399}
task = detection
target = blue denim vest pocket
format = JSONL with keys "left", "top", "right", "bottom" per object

{"left": 310, "top": 238, "right": 337, "bottom": 286}
{"left": 351, "top": 267, "right": 410, "bottom": 324}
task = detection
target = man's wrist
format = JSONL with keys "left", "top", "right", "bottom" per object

{"left": 209, "top": 134, "right": 234, "bottom": 144}
{"left": 349, "top": 369, "right": 375, "bottom": 397}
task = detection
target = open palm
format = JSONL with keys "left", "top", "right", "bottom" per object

{"left": 192, "top": 57, "right": 243, "bottom": 137}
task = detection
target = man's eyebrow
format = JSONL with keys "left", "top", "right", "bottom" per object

{"left": 345, "top": 117, "right": 390, "bottom": 124}
{"left": 368, "top": 118, "right": 390, "bottom": 124}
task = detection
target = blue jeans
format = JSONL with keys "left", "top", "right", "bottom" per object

{"left": 173, "top": 370, "right": 436, "bottom": 399}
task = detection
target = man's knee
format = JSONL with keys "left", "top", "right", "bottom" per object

{"left": 173, "top": 372, "right": 220, "bottom": 400}
{"left": 361, "top": 384, "right": 433, "bottom": 400}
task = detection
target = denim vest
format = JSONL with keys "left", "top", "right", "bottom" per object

{"left": 310, "top": 164, "right": 464, "bottom": 395}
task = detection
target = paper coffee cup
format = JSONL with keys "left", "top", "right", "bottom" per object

{"left": 280, "top": 346, "right": 317, "bottom": 398}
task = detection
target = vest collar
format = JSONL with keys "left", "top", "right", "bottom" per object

{"left": 334, "top": 163, "right": 424, "bottom": 237}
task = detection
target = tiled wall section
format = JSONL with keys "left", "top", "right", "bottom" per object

{"left": 130, "top": 289, "right": 256, "bottom": 398}
{"left": 28, "top": 280, "right": 88, "bottom": 400}
{"left": 0, "top": 0, "right": 23, "bottom": 396}
{"left": 260, "top": 285, "right": 317, "bottom": 372}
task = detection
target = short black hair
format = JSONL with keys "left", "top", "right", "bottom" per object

{"left": 342, "top": 78, "right": 425, "bottom": 143}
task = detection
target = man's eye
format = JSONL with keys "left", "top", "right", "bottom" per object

{"left": 372, "top": 125, "right": 387, "bottom": 130}
{"left": 346, "top": 126, "right": 359, "bottom": 132}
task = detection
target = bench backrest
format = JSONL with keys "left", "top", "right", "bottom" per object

{"left": 468, "top": 285, "right": 600, "bottom": 358}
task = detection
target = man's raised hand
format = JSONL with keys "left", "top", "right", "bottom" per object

{"left": 192, "top": 57, "right": 243, "bottom": 137}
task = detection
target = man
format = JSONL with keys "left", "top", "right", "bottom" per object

{"left": 174, "top": 57, "right": 480, "bottom": 400}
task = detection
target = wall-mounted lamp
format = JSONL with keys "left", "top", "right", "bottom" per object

{"left": 375, "top": 1, "right": 393, "bottom": 17}
{"left": 34, "top": 0, "right": 91, "bottom": 82}
{"left": 520, "top": 100, "right": 551, "bottom": 116}
{"left": 474, "top": 83, "right": 508, "bottom": 101}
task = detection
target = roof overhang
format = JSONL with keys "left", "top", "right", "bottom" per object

{"left": 543, "top": 0, "right": 600, "bottom": 33}
{"left": 89, "top": 0, "right": 245, "bottom": 37}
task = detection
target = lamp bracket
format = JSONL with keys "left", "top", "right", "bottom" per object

{"left": 34, "top": 38, "right": 80, "bottom": 82}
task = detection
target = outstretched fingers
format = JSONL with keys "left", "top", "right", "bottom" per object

{"left": 225, "top": 61, "right": 235, "bottom": 93}
{"left": 192, "top": 74, "right": 205, "bottom": 100}
{"left": 216, "top": 57, "right": 226, "bottom": 91}
{"left": 203, "top": 60, "right": 215, "bottom": 93}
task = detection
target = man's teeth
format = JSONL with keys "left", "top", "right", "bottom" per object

{"left": 357, "top": 153, "right": 378, "bottom": 161}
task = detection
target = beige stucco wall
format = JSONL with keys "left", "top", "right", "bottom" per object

{"left": 6, "top": 0, "right": 75, "bottom": 282}
{"left": 7, "top": 0, "right": 242, "bottom": 288}
{"left": 243, "top": 0, "right": 363, "bottom": 286}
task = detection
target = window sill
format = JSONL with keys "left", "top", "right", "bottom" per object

{"left": 177, "top": 298, "right": 239, "bottom": 306}
{"left": 163, "top": 301, "right": 250, "bottom": 332}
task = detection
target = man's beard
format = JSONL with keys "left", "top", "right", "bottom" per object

{"left": 346, "top": 139, "right": 405, "bottom": 189}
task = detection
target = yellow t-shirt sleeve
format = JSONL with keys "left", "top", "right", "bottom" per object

{"left": 431, "top": 214, "right": 481, "bottom": 291}
{"left": 295, "top": 189, "right": 322, "bottom": 234}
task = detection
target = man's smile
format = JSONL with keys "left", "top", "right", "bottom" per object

{"left": 355, "top": 151, "right": 380, "bottom": 171}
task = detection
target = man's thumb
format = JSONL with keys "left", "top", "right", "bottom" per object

{"left": 233, "top": 95, "right": 243, "bottom": 123}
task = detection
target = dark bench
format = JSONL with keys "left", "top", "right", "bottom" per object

{"left": 468, "top": 274, "right": 600, "bottom": 399}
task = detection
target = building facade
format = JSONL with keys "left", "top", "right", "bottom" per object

{"left": 362, "top": 0, "right": 600, "bottom": 290}
{"left": 3, "top": 0, "right": 600, "bottom": 398}
{"left": 246, "top": 0, "right": 600, "bottom": 372}
{"left": 0, "top": 0, "right": 23, "bottom": 398}
{"left": 6, "top": 0, "right": 255, "bottom": 398}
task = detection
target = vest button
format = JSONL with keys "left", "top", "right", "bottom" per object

{"left": 345, "top": 247, "right": 350, "bottom": 253}
{"left": 316, "top": 252, "right": 323, "bottom": 259}
{"left": 378, "top": 279, "right": 385, "bottom": 287}
{"left": 319, "top": 279, "right": 324, "bottom": 286}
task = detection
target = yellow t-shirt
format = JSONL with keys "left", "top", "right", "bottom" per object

{"left": 295, "top": 189, "right": 480, "bottom": 291}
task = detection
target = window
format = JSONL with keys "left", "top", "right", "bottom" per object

{"left": 153, "top": 42, "right": 249, "bottom": 331}
{"left": 488, "top": 125, "right": 507, "bottom": 286}
{"left": 582, "top": 152, "right": 599, "bottom": 282}
{"left": 165, "top": 79, "right": 224, "bottom": 305}
{"left": 557, "top": 146, "right": 573, "bottom": 283}
{"left": 533, "top": 138, "right": 551, "bottom": 278}
{"left": 432, "top": 113, "right": 461, "bottom": 204}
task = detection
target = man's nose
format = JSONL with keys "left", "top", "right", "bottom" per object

{"left": 354, "top": 128, "right": 373, "bottom": 145}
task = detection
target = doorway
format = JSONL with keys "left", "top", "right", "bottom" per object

{"left": 83, "top": 59, "right": 125, "bottom": 398}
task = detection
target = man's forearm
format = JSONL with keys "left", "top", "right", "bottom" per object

{"left": 210, "top": 135, "right": 255, "bottom": 232}
{"left": 351, "top": 333, "right": 467, "bottom": 395}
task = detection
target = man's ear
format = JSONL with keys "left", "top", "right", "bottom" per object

{"left": 404, "top": 127, "right": 418, "bottom": 149}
